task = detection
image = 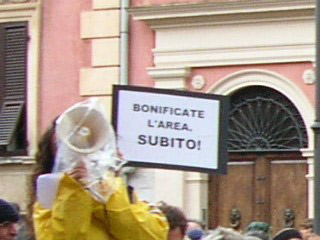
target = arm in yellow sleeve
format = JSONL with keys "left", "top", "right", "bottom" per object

{"left": 33, "top": 174, "right": 94, "bottom": 240}
{"left": 105, "top": 177, "right": 169, "bottom": 240}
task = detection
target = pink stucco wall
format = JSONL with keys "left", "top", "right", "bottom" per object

{"left": 132, "top": 0, "right": 203, "bottom": 7}
{"left": 40, "top": 0, "right": 91, "bottom": 133}
{"left": 129, "top": 0, "right": 315, "bottom": 109}
{"left": 188, "top": 63, "right": 315, "bottom": 105}
{"left": 129, "top": 19, "right": 155, "bottom": 87}
{"left": 128, "top": 11, "right": 315, "bottom": 107}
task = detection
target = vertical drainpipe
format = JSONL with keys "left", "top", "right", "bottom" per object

{"left": 313, "top": 0, "right": 320, "bottom": 234}
{"left": 120, "top": 0, "right": 129, "bottom": 85}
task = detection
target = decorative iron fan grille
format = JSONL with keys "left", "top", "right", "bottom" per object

{"left": 228, "top": 86, "right": 308, "bottom": 152}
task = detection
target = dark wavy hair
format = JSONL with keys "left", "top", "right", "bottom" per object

{"left": 26, "top": 120, "right": 57, "bottom": 239}
{"left": 158, "top": 202, "right": 187, "bottom": 236}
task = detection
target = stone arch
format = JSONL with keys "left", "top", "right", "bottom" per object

{"left": 207, "top": 69, "right": 314, "bottom": 150}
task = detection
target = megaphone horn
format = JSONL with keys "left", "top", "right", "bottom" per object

{"left": 56, "top": 103, "right": 110, "bottom": 154}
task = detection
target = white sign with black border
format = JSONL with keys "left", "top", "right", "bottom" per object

{"left": 112, "top": 85, "right": 229, "bottom": 174}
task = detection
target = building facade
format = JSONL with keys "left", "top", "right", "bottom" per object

{"left": 0, "top": 0, "right": 316, "bottom": 234}
{"left": 128, "top": 0, "right": 316, "bottom": 232}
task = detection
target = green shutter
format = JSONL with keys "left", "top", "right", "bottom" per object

{"left": 0, "top": 22, "right": 27, "bottom": 147}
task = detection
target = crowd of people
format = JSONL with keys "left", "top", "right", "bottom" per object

{"left": 1, "top": 199, "right": 319, "bottom": 240}
{"left": 183, "top": 219, "right": 319, "bottom": 240}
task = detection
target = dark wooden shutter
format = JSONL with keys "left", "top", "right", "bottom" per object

{"left": 0, "top": 22, "right": 27, "bottom": 148}
{"left": 0, "top": 101, "right": 24, "bottom": 145}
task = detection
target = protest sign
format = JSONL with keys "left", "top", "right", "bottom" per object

{"left": 112, "top": 85, "right": 229, "bottom": 174}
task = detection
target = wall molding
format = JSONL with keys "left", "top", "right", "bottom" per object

{"left": 129, "top": 0, "right": 315, "bottom": 28}
{"left": 209, "top": 69, "right": 315, "bottom": 150}
{"left": 129, "top": 0, "right": 315, "bottom": 86}
{"left": 0, "top": 0, "right": 41, "bottom": 157}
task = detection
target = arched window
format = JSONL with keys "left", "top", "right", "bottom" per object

{"left": 228, "top": 86, "right": 308, "bottom": 152}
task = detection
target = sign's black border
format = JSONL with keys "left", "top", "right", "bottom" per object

{"left": 112, "top": 84, "right": 229, "bottom": 175}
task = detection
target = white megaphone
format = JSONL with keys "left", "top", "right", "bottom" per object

{"left": 55, "top": 100, "right": 110, "bottom": 154}
{"left": 37, "top": 98, "right": 124, "bottom": 208}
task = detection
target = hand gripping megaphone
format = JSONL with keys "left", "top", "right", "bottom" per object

{"left": 38, "top": 98, "right": 125, "bottom": 206}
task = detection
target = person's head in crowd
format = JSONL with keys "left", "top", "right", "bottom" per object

{"left": 186, "top": 219, "right": 205, "bottom": 240}
{"left": 273, "top": 228, "right": 302, "bottom": 240}
{"left": 187, "top": 219, "right": 205, "bottom": 231}
{"left": 203, "top": 226, "right": 244, "bottom": 240}
{"left": 0, "top": 199, "right": 20, "bottom": 240}
{"left": 244, "top": 221, "right": 272, "bottom": 240}
{"left": 187, "top": 229, "right": 205, "bottom": 240}
{"left": 299, "top": 219, "right": 313, "bottom": 240}
{"left": 158, "top": 202, "right": 187, "bottom": 240}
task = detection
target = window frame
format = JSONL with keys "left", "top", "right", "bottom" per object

{"left": 0, "top": 21, "right": 28, "bottom": 155}
{"left": 0, "top": 2, "right": 41, "bottom": 158}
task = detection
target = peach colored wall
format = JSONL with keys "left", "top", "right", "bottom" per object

{"left": 40, "top": 0, "right": 91, "bottom": 133}
{"left": 132, "top": 0, "right": 202, "bottom": 7}
{"left": 129, "top": 1, "right": 315, "bottom": 107}
{"left": 129, "top": 18, "right": 155, "bottom": 87}
{"left": 128, "top": 16, "right": 315, "bottom": 105}
{"left": 187, "top": 63, "right": 315, "bottom": 105}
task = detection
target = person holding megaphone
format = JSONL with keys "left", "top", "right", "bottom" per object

{"left": 26, "top": 99, "right": 187, "bottom": 240}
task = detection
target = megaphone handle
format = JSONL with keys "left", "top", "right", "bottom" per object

{"left": 85, "top": 183, "right": 106, "bottom": 203}
{"left": 69, "top": 160, "right": 89, "bottom": 184}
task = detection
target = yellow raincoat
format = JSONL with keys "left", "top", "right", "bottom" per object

{"left": 33, "top": 174, "right": 169, "bottom": 240}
